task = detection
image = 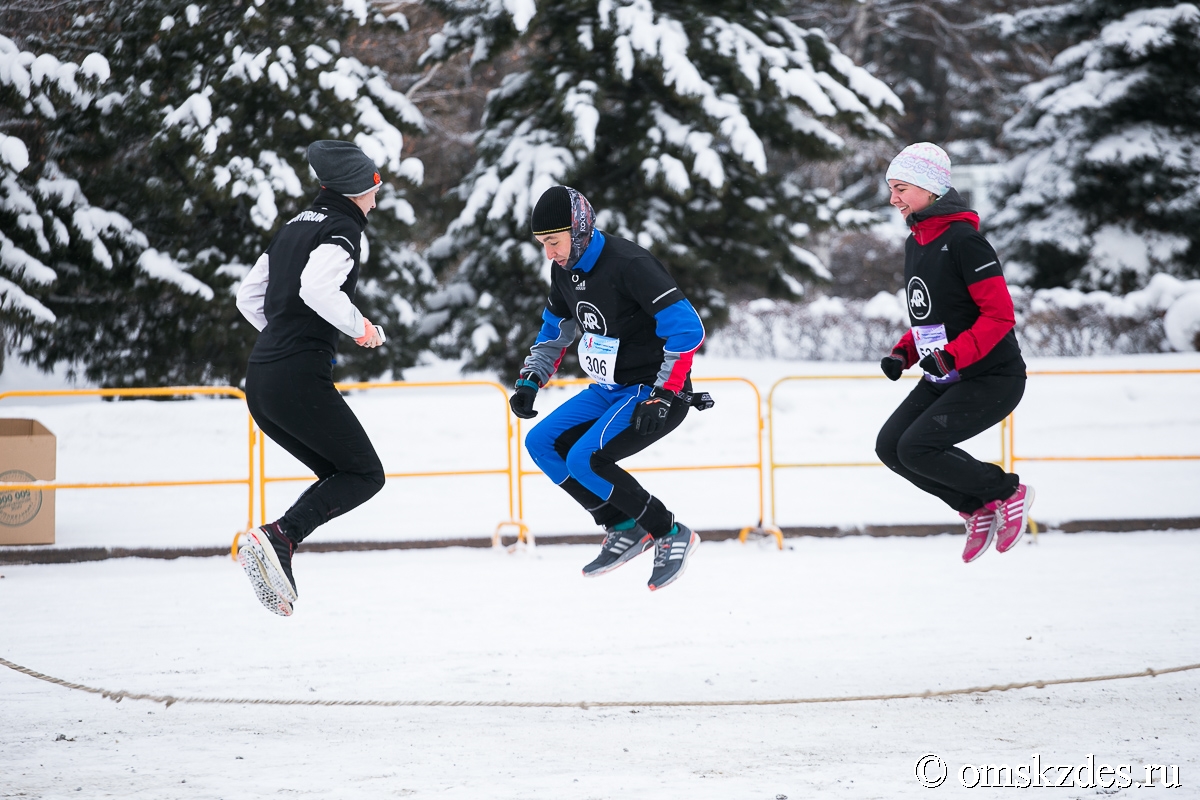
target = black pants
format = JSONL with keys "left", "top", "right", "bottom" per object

{"left": 875, "top": 374, "right": 1025, "bottom": 515}
{"left": 245, "top": 350, "right": 385, "bottom": 543}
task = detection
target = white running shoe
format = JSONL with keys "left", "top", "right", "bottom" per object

{"left": 237, "top": 524, "right": 297, "bottom": 617}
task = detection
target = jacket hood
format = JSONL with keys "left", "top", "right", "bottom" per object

{"left": 907, "top": 188, "right": 981, "bottom": 245}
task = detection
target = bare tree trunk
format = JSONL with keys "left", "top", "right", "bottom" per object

{"left": 847, "top": 0, "right": 873, "bottom": 64}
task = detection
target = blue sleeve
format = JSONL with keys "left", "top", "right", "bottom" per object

{"left": 652, "top": 299, "right": 705, "bottom": 391}
{"left": 535, "top": 308, "right": 566, "bottom": 344}
{"left": 654, "top": 299, "right": 704, "bottom": 353}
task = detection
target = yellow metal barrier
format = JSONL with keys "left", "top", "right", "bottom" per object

{"left": 511, "top": 377, "right": 780, "bottom": 549}
{"left": 766, "top": 374, "right": 1008, "bottom": 528}
{"left": 0, "top": 387, "right": 256, "bottom": 538}
{"left": 9, "top": 368, "right": 1192, "bottom": 552}
{"left": 767, "top": 368, "right": 1200, "bottom": 533}
{"left": 1008, "top": 368, "right": 1200, "bottom": 539}
{"left": 256, "top": 380, "right": 527, "bottom": 548}
{"left": 1007, "top": 369, "right": 1200, "bottom": 472}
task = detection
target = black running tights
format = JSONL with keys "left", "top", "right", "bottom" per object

{"left": 875, "top": 374, "right": 1025, "bottom": 515}
{"left": 245, "top": 350, "right": 384, "bottom": 543}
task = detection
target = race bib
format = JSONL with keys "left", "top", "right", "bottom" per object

{"left": 579, "top": 333, "right": 620, "bottom": 385}
{"left": 912, "top": 324, "right": 960, "bottom": 384}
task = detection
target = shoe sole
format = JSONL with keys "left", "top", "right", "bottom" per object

{"left": 238, "top": 544, "right": 293, "bottom": 617}
{"left": 238, "top": 530, "right": 296, "bottom": 616}
{"left": 247, "top": 528, "right": 297, "bottom": 602}
{"left": 996, "top": 485, "right": 1035, "bottom": 553}
{"left": 581, "top": 534, "right": 654, "bottom": 578}
{"left": 648, "top": 532, "right": 700, "bottom": 591}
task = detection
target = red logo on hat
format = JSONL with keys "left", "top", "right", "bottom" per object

{"left": 373, "top": 172, "right": 380, "bottom": 185}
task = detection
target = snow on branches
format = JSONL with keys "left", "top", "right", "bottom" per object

{"left": 157, "top": 28, "right": 425, "bottom": 234}
{"left": 420, "top": 0, "right": 902, "bottom": 372}
{"left": 990, "top": 1, "right": 1200, "bottom": 291}
{"left": 0, "top": 36, "right": 163, "bottom": 325}
{"left": 5, "top": 0, "right": 433, "bottom": 386}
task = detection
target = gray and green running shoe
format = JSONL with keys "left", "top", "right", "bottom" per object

{"left": 647, "top": 523, "right": 700, "bottom": 591}
{"left": 582, "top": 522, "right": 654, "bottom": 577}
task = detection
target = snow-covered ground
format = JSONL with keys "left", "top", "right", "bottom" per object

{"left": 2, "top": 353, "right": 1198, "bottom": 798}
{"left": 2, "top": 531, "right": 1197, "bottom": 798}
{"left": 1, "top": 353, "right": 1198, "bottom": 552}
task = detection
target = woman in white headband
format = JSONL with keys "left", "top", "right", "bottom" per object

{"left": 874, "top": 142, "right": 1035, "bottom": 563}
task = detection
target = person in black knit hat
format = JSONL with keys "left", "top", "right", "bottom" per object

{"left": 511, "top": 185, "right": 709, "bottom": 591}
{"left": 234, "top": 140, "right": 387, "bottom": 616}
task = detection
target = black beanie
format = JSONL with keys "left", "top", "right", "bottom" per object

{"left": 531, "top": 185, "right": 572, "bottom": 235}
{"left": 307, "top": 140, "right": 381, "bottom": 197}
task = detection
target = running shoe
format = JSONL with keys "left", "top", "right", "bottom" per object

{"left": 989, "top": 484, "right": 1035, "bottom": 553}
{"left": 238, "top": 522, "right": 297, "bottom": 616}
{"left": 582, "top": 522, "right": 654, "bottom": 577}
{"left": 647, "top": 523, "right": 700, "bottom": 591}
{"left": 960, "top": 507, "right": 997, "bottom": 563}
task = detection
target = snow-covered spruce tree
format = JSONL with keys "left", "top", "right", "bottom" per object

{"left": 989, "top": 1, "right": 1200, "bottom": 292}
{"left": 0, "top": 35, "right": 160, "bottom": 375}
{"left": 788, "top": 0, "right": 1051, "bottom": 164}
{"left": 11, "top": 0, "right": 431, "bottom": 386}
{"left": 419, "top": 0, "right": 902, "bottom": 375}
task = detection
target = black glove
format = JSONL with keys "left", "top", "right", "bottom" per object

{"left": 632, "top": 387, "right": 676, "bottom": 436}
{"left": 918, "top": 348, "right": 956, "bottom": 378}
{"left": 509, "top": 378, "right": 539, "bottom": 419}
{"left": 880, "top": 354, "right": 905, "bottom": 381}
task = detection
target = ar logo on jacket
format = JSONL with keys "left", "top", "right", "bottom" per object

{"left": 907, "top": 276, "right": 932, "bottom": 320}
{"left": 576, "top": 301, "right": 607, "bottom": 334}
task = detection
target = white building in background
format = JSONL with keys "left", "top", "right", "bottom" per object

{"left": 952, "top": 163, "right": 1007, "bottom": 221}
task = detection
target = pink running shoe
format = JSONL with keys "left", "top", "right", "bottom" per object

{"left": 960, "top": 507, "right": 997, "bottom": 563}
{"left": 989, "top": 484, "right": 1035, "bottom": 553}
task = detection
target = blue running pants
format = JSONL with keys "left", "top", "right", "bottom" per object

{"left": 524, "top": 383, "right": 689, "bottom": 536}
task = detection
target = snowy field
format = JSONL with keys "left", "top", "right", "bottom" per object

{"left": 1, "top": 352, "right": 1198, "bottom": 798}
{"left": 2, "top": 531, "right": 1198, "bottom": 798}
{"left": 1, "top": 352, "right": 1198, "bottom": 553}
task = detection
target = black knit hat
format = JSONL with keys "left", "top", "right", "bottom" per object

{"left": 307, "top": 140, "right": 381, "bottom": 197}
{"left": 531, "top": 185, "right": 572, "bottom": 235}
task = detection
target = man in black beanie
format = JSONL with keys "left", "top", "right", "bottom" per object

{"left": 511, "top": 185, "right": 708, "bottom": 591}
{"left": 233, "top": 140, "right": 387, "bottom": 616}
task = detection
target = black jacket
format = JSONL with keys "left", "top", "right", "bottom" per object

{"left": 903, "top": 189, "right": 1025, "bottom": 379}
{"left": 250, "top": 191, "right": 367, "bottom": 363}
{"left": 522, "top": 233, "right": 705, "bottom": 390}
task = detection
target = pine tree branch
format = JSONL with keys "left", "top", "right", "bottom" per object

{"left": 0, "top": 0, "right": 75, "bottom": 11}
{"left": 879, "top": 3, "right": 989, "bottom": 33}
{"left": 405, "top": 61, "right": 442, "bottom": 98}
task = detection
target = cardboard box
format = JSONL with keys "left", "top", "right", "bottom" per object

{"left": 0, "top": 419, "right": 56, "bottom": 545}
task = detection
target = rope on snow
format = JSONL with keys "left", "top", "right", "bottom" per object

{"left": 2, "top": 656, "right": 1197, "bottom": 710}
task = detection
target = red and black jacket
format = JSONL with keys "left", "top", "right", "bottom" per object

{"left": 890, "top": 189, "right": 1025, "bottom": 380}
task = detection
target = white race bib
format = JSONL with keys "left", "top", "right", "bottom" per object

{"left": 912, "top": 324, "right": 961, "bottom": 384}
{"left": 579, "top": 333, "right": 620, "bottom": 385}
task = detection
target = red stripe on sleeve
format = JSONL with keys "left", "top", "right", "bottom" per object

{"left": 945, "top": 275, "right": 1016, "bottom": 369}
{"left": 662, "top": 343, "right": 700, "bottom": 392}
{"left": 549, "top": 349, "right": 566, "bottom": 383}
{"left": 892, "top": 330, "right": 918, "bottom": 368}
